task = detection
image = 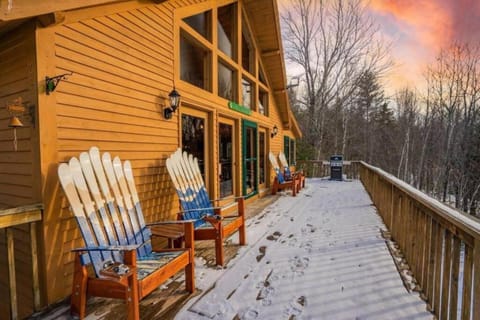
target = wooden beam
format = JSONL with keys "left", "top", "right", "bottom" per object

{"left": 0, "top": 0, "right": 124, "bottom": 21}
{"left": 261, "top": 49, "right": 280, "bottom": 57}
{"left": 0, "top": 209, "right": 42, "bottom": 228}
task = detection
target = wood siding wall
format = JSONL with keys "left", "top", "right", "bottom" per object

{"left": 36, "top": 0, "right": 290, "bottom": 304}
{"left": 0, "top": 21, "right": 39, "bottom": 319}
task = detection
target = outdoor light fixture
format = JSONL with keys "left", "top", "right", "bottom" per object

{"left": 45, "top": 72, "right": 73, "bottom": 95}
{"left": 164, "top": 87, "right": 181, "bottom": 119}
{"left": 271, "top": 125, "right": 278, "bottom": 138}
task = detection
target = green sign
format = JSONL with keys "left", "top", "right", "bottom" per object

{"left": 228, "top": 101, "right": 252, "bottom": 115}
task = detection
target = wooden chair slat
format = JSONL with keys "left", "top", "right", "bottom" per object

{"left": 79, "top": 152, "right": 121, "bottom": 262}
{"left": 69, "top": 157, "right": 114, "bottom": 267}
{"left": 112, "top": 156, "right": 149, "bottom": 257}
{"left": 89, "top": 147, "right": 128, "bottom": 246}
{"left": 101, "top": 152, "right": 137, "bottom": 248}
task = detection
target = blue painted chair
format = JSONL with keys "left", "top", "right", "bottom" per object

{"left": 269, "top": 151, "right": 299, "bottom": 196}
{"left": 279, "top": 151, "right": 305, "bottom": 189}
{"left": 166, "top": 148, "right": 246, "bottom": 266}
{"left": 58, "top": 147, "right": 195, "bottom": 320}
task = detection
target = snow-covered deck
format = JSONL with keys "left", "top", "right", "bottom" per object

{"left": 177, "top": 178, "right": 432, "bottom": 320}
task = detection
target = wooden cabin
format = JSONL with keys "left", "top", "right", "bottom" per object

{"left": 0, "top": 0, "right": 301, "bottom": 317}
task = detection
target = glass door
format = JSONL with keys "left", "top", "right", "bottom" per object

{"left": 242, "top": 120, "right": 257, "bottom": 197}
{"left": 181, "top": 110, "right": 208, "bottom": 188}
{"left": 219, "top": 120, "right": 234, "bottom": 197}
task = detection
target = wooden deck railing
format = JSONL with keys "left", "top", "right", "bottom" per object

{"left": 360, "top": 162, "right": 480, "bottom": 319}
{"left": 296, "top": 160, "right": 361, "bottom": 179}
{"left": 0, "top": 204, "right": 43, "bottom": 320}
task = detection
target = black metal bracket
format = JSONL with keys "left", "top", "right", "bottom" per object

{"left": 45, "top": 72, "right": 73, "bottom": 95}
{"left": 164, "top": 107, "right": 174, "bottom": 119}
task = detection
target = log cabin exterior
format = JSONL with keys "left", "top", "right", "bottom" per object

{"left": 0, "top": 0, "right": 301, "bottom": 317}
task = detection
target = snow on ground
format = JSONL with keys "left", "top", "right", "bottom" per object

{"left": 175, "top": 178, "right": 433, "bottom": 320}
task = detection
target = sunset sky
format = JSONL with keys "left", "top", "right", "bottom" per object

{"left": 367, "top": 0, "right": 480, "bottom": 94}
{"left": 281, "top": 0, "right": 480, "bottom": 96}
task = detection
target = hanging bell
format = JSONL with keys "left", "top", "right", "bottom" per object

{"left": 8, "top": 115, "right": 24, "bottom": 128}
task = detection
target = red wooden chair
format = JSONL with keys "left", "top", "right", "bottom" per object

{"left": 269, "top": 151, "right": 299, "bottom": 196}
{"left": 58, "top": 147, "right": 195, "bottom": 319}
{"left": 279, "top": 151, "right": 305, "bottom": 189}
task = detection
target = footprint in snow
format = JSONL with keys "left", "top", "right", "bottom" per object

{"left": 256, "top": 246, "right": 267, "bottom": 262}
{"left": 283, "top": 295, "right": 307, "bottom": 319}
{"left": 267, "top": 231, "right": 282, "bottom": 241}
{"left": 290, "top": 256, "right": 310, "bottom": 276}
{"left": 237, "top": 307, "right": 259, "bottom": 320}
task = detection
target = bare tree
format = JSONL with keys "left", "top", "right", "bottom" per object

{"left": 281, "top": 0, "right": 391, "bottom": 159}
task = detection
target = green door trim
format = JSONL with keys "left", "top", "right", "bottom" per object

{"left": 242, "top": 119, "right": 258, "bottom": 198}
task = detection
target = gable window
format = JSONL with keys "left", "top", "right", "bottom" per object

{"left": 259, "top": 64, "right": 267, "bottom": 86}
{"left": 218, "top": 60, "right": 236, "bottom": 101}
{"left": 242, "top": 78, "right": 253, "bottom": 109}
{"left": 242, "top": 24, "right": 255, "bottom": 75}
{"left": 218, "top": 4, "right": 236, "bottom": 58}
{"left": 180, "top": 32, "right": 211, "bottom": 91}
{"left": 258, "top": 89, "right": 268, "bottom": 115}
{"left": 183, "top": 11, "right": 211, "bottom": 41}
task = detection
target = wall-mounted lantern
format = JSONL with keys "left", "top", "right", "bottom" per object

{"left": 271, "top": 125, "right": 278, "bottom": 138}
{"left": 164, "top": 87, "right": 181, "bottom": 119}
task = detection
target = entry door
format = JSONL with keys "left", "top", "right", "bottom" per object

{"left": 219, "top": 119, "right": 235, "bottom": 198}
{"left": 242, "top": 120, "right": 258, "bottom": 197}
{"left": 181, "top": 109, "right": 209, "bottom": 190}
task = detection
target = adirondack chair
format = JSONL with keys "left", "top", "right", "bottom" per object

{"left": 58, "top": 147, "right": 195, "bottom": 320}
{"left": 269, "top": 151, "right": 299, "bottom": 196}
{"left": 166, "top": 148, "right": 246, "bottom": 266}
{"left": 279, "top": 151, "right": 305, "bottom": 189}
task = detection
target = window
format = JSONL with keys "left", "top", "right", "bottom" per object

{"left": 259, "top": 65, "right": 267, "bottom": 86}
{"left": 183, "top": 11, "right": 211, "bottom": 41}
{"left": 284, "top": 136, "right": 296, "bottom": 165}
{"left": 242, "top": 78, "right": 252, "bottom": 109}
{"left": 242, "top": 24, "right": 255, "bottom": 74}
{"left": 289, "top": 138, "right": 296, "bottom": 165}
{"left": 284, "top": 136, "right": 290, "bottom": 164}
{"left": 258, "top": 89, "right": 268, "bottom": 115}
{"left": 259, "top": 131, "right": 266, "bottom": 185}
{"left": 218, "top": 60, "right": 236, "bottom": 101}
{"left": 180, "top": 32, "right": 211, "bottom": 91}
{"left": 218, "top": 4, "right": 236, "bottom": 58}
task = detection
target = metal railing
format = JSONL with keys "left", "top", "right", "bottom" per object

{"left": 360, "top": 162, "right": 480, "bottom": 319}
{"left": 0, "top": 204, "right": 43, "bottom": 320}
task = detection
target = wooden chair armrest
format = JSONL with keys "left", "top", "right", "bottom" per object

{"left": 99, "top": 261, "right": 136, "bottom": 280}
{"left": 210, "top": 195, "right": 246, "bottom": 204}
{"left": 71, "top": 244, "right": 141, "bottom": 252}
{"left": 147, "top": 220, "right": 197, "bottom": 226}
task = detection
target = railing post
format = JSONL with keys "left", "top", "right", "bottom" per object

{"left": 7, "top": 228, "right": 18, "bottom": 320}
{"left": 473, "top": 238, "right": 480, "bottom": 319}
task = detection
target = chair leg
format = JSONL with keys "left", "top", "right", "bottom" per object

{"left": 126, "top": 275, "right": 139, "bottom": 320}
{"left": 215, "top": 228, "right": 225, "bottom": 266}
{"left": 71, "top": 254, "right": 88, "bottom": 319}
{"left": 237, "top": 198, "right": 247, "bottom": 245}
{"left": 184, "top": 222, "right": 195, "bottom": 293}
